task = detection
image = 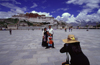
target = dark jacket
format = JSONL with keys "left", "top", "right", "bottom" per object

{"left": 42, "top": 31, "right": 48, "bottom": 47}
{"left": 60, "top": 42, "right": 90, "bottom": 65}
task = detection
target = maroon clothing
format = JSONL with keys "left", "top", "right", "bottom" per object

{"left": 42, "top": 31, "right": 48, "bottom": 47}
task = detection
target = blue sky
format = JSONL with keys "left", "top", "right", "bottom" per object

{"left": 0, "top": 0, "right": 100, "bottom": 23}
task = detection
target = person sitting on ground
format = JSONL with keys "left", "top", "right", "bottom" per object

{"left": 60, "top": 34, "right": 90, "bottom": 65}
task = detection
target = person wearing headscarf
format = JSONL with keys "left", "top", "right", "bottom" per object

{"left": 42, "top": 28, "right": 49, "bottom": 48}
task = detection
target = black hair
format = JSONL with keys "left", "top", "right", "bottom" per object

{"left": 44, "top": 27, "right": 47, "bottom": 31}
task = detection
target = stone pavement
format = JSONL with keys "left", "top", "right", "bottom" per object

{"left": 0, "top": 29, "right": 100, "bottom": 65}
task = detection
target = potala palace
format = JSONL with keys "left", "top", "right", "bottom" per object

{"left": 12, "top": 13, "right": 58, "bottom": 25}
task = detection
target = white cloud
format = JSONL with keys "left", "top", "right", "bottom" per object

{"left": 62, "top": 13, "right": 71, "bottom": 17}
{"left": 76, "top": 10, "right": 100, "bottom": 22}
{"left": 66, "top": 0, "right": 100, "bottom": 6}
{"left": 0, "top": 0, "right": 21, "bottom": 4}
{"left": 64, "top": 0, "right": 100, "bottom": 23}
{"left": 51, "top": 11, "right": 56, "bottom": 13}
{"left": 0, "top": 2, "right": 18, "bottom": 9}
{"left": 82, "top": 9, "right": 92, "bottom": 13}
{"left": 56, "top": 16, "right": 61, "bottom": 20}
{"left": 66, "top": 0, "right": 85, "bottom": 5}
{"left": 56, "top": 12, "right": 77, "bottom": 23}
{"left": 42, "top": 6, "right": 46, "bottom": 9}
{"left": 86, "top": 19, "right": 90, "bottom": 22}
{"left": 0, "top": 2, "right": 26, "bottom": 13}
{"left": 42, "top": 0, "right": 47, "bottom": 3}
{"left": 30, "top": 3, "right": 38, "bottom": 8}
{"left": 66, "top": 0, "right": 100, "bottom": 13}
{"left": 0, "top": 11, "right": 15, "bottom": 18}
{"left": 97, "top": 9, "right": 100, "bottom": 14}
{"left": 68, "top": 15, "right": 76, "bottom": 23}
{"left": 51, "top": 8, "right": 68, "bottom": 13}
{"left": 15, "top": 9, "right": 24, "bottom": 13}
{"left": 57, "top": 8, "right": 68, "bottom": 11}
{"left": 13, "top": 0, "right": 21, "bottom": 4}
{"left": 0, "top": 2, "right": 26, "bottom": 18}
{"left": 76, "top": 11, "right": 88, "bottom": 20}
{"left": 85, "top": 3, "right": 99, "bottom": 9}
{"left": 0, "top": 0, "right": 10, "bottom": 1}
{"left": 32, "top": 11, "right": 52, "bottom": 17}
{"left": 88, "top": 14, "right": 100, "bottom": 22}
{"left": 56, "top": 9, "right": 100, "bottom": 23}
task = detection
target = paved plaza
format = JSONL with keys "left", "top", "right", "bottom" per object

{"left": 0, "top": 29, "right": 100, "bottom": 65}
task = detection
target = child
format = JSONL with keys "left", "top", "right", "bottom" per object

{"left": 47, "top": 33, "right": 55, "bottom": 48}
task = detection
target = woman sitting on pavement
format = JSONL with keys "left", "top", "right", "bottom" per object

{"left": 60, "top": 34, "right": 90, "bottom": 65}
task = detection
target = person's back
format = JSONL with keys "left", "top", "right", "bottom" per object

{"left": 67, "top": 42, "right": 82, "bottom": 56}
{"left": 67, "top": 42, "right": 89, "bottom": 65}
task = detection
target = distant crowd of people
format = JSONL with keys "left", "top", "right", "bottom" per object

{"left": 65, "top": 26, "right": 73, "bottom": 32}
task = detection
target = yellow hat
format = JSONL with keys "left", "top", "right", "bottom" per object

{"left": 62, "top": 34, "right": 79, "bottom": 43}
